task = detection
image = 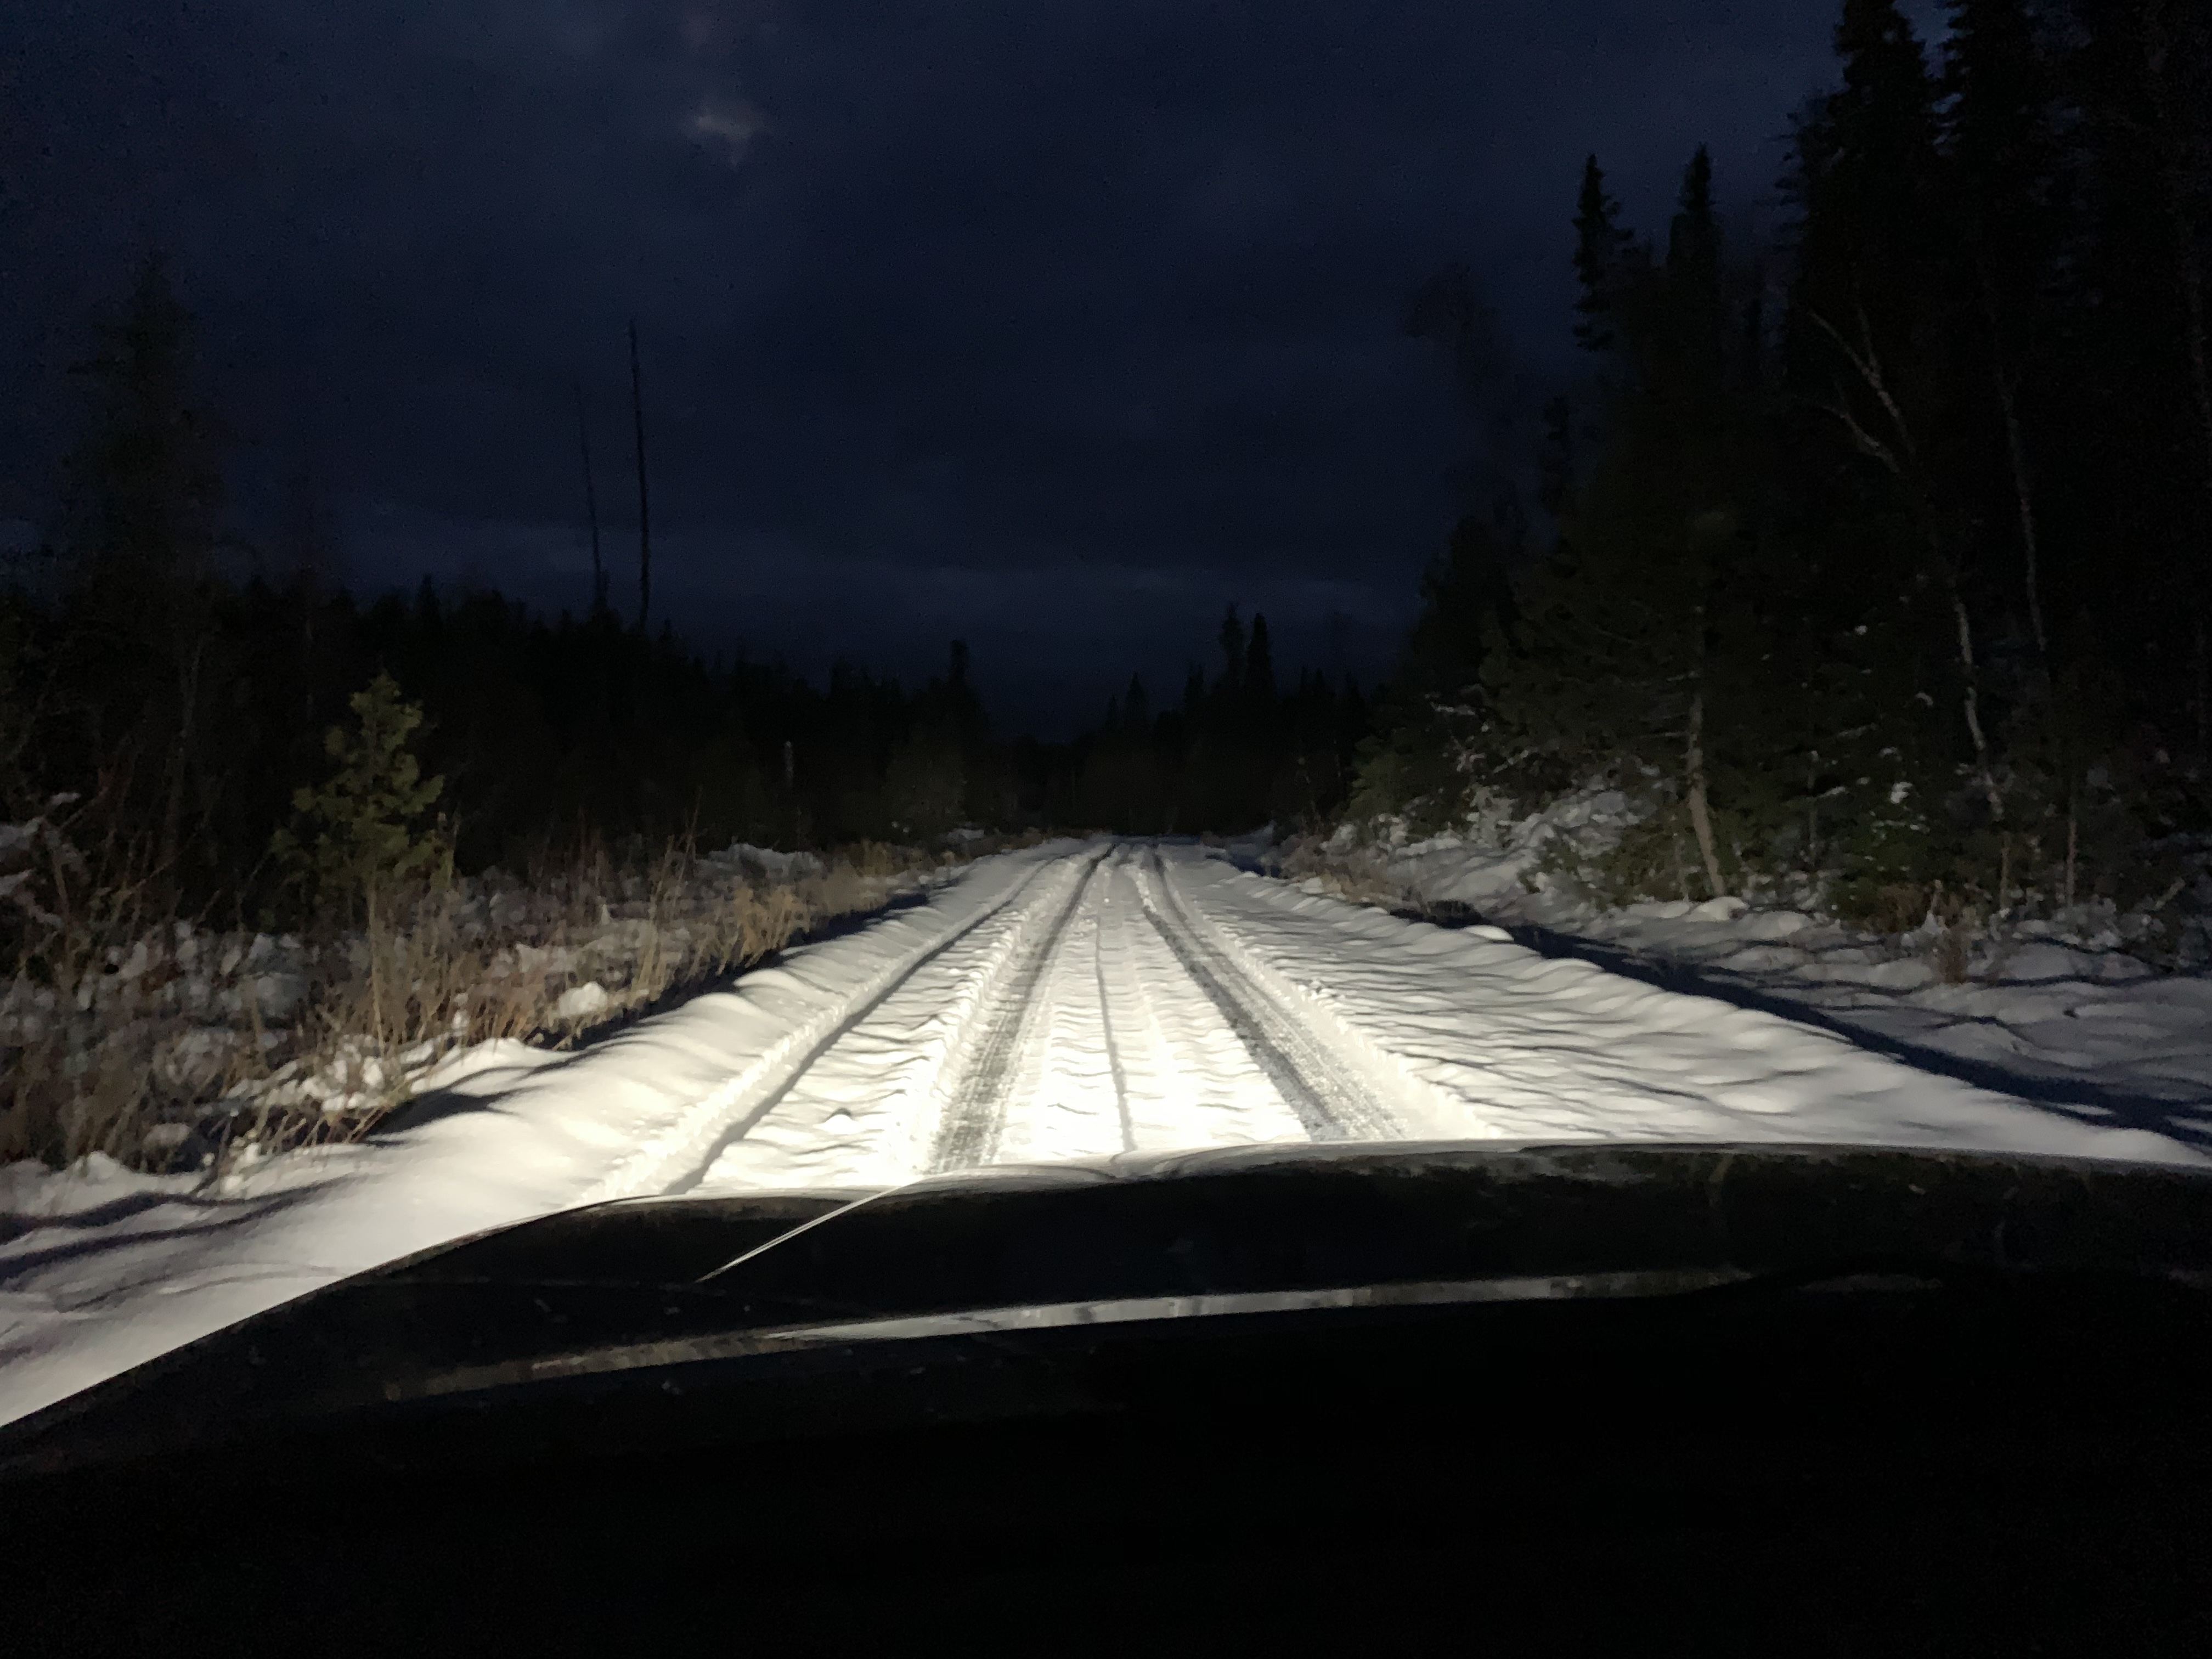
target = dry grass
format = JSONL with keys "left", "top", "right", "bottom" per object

{"left": 1854, "top": 880, "right": 1984, "bottom": 984}
{"left": 2, "top": 829, "right": 939, "bottom": 1174}
{"left": 0, "top": 798, "right": 251, "bottom": 1171}
{"left": 1930, "top": 923, "right": 1973, "bottom": 985}
{"left": 1275, "top": 835, "right": 1418, "bottom": 910}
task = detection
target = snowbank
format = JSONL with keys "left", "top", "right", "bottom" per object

{"left": 0, "top": 850, "right": 1052, "bottom": 1429}
{"left": 1294, "top": 793, "right": 2212, "bottom": 1131}
{"left": 1176, "top": 850, "right": 2201, "bottom": 1167}
{"left": 2, "top": 840, "right": 939, "bottom": 1175}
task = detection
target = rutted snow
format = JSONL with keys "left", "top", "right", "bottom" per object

{"left": 3, "top": 835, "right": 2203, "bottom": 1431}
{"left": 686, "top": 849, "right": 1316, "bottom": 1191}
{"left": 994, "top": 852, "right": 1311, "bottom": 1161}
{"left": 689, "top": 852, "right": 1097, "bottom": 1190}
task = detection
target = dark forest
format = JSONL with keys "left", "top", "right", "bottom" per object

{"left": 3, "top": 0, "right": 2208, "bottom": 947}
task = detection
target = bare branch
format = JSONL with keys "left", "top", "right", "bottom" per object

{"left": 1809, "top": 307, "right": 1918, "bottom": 466}
{"left": 1810, "top": 393, "right": 1903, "bottom": 476}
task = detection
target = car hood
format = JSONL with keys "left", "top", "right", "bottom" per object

{"left": 5, "top": 1138, "right": 2212, "bottom": 1477}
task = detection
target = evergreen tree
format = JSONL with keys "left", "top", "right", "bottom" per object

{"left": 1405, "top": 513, "right": 1519, "bottom": 702}
{"left": 1344, "top": 0, "right": 2207, "bottom": 932}
{"left": 1669, "top": 148, "right": 1721, "bottom": 314}
{"left": 1217, "top": 605, "right": 1246, "bottom": 690}
{"left": 52, "top": 252, "right": 229, "bottom": 893}
{"left": 1784, "top": 0, "right": 1953, "bottom": 494}
{"left": 883, "top": 732, "right": 965, "bottom": 840}
{"left": 1348, "top": 509, "right": 1523, "bottom": 830}
{"left": 1795, "top": 0, "right": 1946, "bottom": 332}
{"left": 1779, "top": 1, "right": 2032, "bottom": 907}
{"left": 1125, "top": 674, "right": 1150, "bottom": 732}
{"left": 1572, "top": 156, "right": 1635, "bottom": 355}
{"left": 272, "top": 673, "right": 448, "bottom": 927}
{"left": 1483, "top": 148, "right": 1763, "bottom": 898}
{"left": 60, "top": 253, "right": 224, "bottom": 590}
{"left": 1537, "top": 392, "right": 1578, "bottom": 520}
{"left": 1246, "top": 613, "right": 1276, "bottom": 704}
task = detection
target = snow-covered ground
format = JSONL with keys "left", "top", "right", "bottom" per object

{"left": 0, "top": 834, "right": 937, "bottom": 1168}
{"left": 1295, "top": 794, "right": 2212, "bottom": 1140}
{"left": 3, "top": 837, "right": 2201, "bottom": 1427}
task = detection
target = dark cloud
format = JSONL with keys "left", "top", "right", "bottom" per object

{"left": 1, "top": 0, "right": 1892, "bottom": 731}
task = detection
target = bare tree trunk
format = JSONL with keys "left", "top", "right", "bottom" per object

{"left": 1953, "top": 591, "right": 2006, "bottom": 828}
{"left": 1804, "top": 751, "right": 1824, "bottom": 875}
{"left": 2064, "top": 788, "right": 2078, "bottom": 913}
{"left": 1685, "top": 689, "right": 1726, "bottom": 899}
{"left": 1812, "top": 304, "right": 2047, "bottom": 913}
{"left": 629, "top": 320, "right": 652, "bottom": 634}
{"left": 1982, "top": 281, "right": 2048, "bottom": 665}
{"left": 1952, "top": 584, "right": 2015, "bottom": 916}
{"left": 1812, "top": 304, "right": 2013, "bottom": 823}
{"left": 366, "top": 879, "right": 386, "bottom": 1062}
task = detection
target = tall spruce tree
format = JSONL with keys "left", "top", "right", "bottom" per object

{"left": 1483, "top": 149, "right": 1763, "bottom": 899}
{"left": 54, "top": 253, "right": 229, "bottom": 893}
{"left": 1572, "top": 156, "right": 1636, "bottom": 356}
{"left": 1781, "top": 1, "right": 2019, "bottom": 907}
{"left": 1792, "top": 0, "right": 1946, "bottom": 349}
{"left": 1246, "top": 613, "right": 1276, "bottom": 704}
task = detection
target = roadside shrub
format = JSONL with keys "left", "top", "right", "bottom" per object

{"left": 1531, "top": 805, "right": 1718, "bottom": 908}
{"left": 271, "top": 672, "right": 450, "bottom": 928}
{"left": 2, "top": 835, "right": 935, "bottom": 1173}
{"left": 1277, "top": 836, "right": 1413, "bottom": 909}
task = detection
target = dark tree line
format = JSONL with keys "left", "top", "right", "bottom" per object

{"left": 1020, "top": 606, "right": 1369, "bottom": 834}
{"left": 2, "top": 251, "right": 1372, "bottom": 944}
{"left": 1361, "top": 0, "right": 2212, "bottom": 936}
{"left": 31, "top": 0, "right": 2194, "bottom": 941}
{"left": 0, "top": 256, "right": 1019, "bottom": 926}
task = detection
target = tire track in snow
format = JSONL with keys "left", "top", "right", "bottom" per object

{"left": 926, "top": 851, "right": 1111, "bottom": 1173}
{"left": 1088, "top": 851, "right": 1297, "bottom": 1152}
{"left": 1092, "top": 851, "right": 1137, "bottom": 1155}
{"left": 641, "top": 855, "right": 1066, "bottom": 1197}
{"left": 1136, "top": 851, "right": 1401, "bottom": 1143}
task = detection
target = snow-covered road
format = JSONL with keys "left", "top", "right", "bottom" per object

{"left": 685, "top": 839, "right": 2197, "bottom": 1187}
{"left": 685, "top": 844, "right": 1401, "bottom": 1194}
{"left": 2, "top": 839, "right": 2198, "bottom": 1426}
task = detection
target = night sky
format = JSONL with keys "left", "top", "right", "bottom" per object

{"left": 1, "top": 2, "right": 1918, "bottom": 734}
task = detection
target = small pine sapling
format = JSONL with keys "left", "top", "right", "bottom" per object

{"left": 272, "top": 672, "right": 450, "bottom": 929}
